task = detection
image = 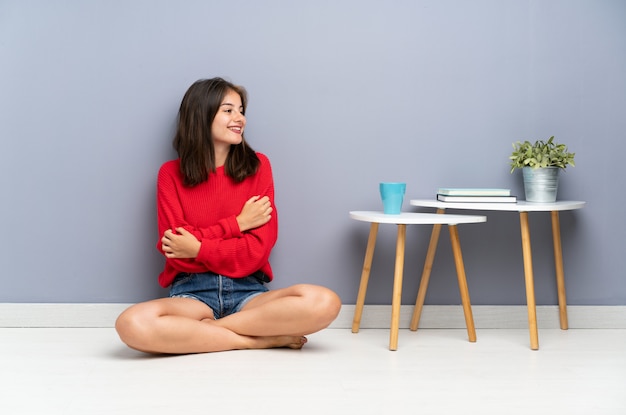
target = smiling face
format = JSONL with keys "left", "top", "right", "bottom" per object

{"left": 211, "top": 89, "right": 246, "bottom": 157}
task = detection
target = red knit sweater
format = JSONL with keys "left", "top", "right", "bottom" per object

{"left": 156, "top": 152, "right": 277, "bottom": 288}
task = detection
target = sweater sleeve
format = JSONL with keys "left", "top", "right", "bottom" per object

{"left": 193, "top": 155, "right": 278, "bottom": 277}
{"left": 157, "top": 164, "right": 241, "bottom": 242}
{"left": 156, "top": 163, "right": 244, "bottom": 274}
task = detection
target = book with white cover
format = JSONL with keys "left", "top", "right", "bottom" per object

{"left": 437, "top": 188, "right": 511, "bottom": 196}
{"left": 436, "top": 194, "right": 517, "bottom": 203}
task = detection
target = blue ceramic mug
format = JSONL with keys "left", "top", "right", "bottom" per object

{"left": 379, "top": 182, "right": 406, "bottom": 214}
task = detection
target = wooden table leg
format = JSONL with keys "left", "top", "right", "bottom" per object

{"left": 519, "top": 212, "right": 539, "bottom": 350}
{"left": 410, "top": 209, "right": 445, "bottom": 331}
{"left": 551, "top": 211, "right": 569, "bottom": 330}
{"left": 352, "top": 222, "right": 379, "bottom": 333}
{"left": 448, "top": 225, "right": 476, "bottom": 342}
{"left": 389, "top": 224, "right": 407, "bottom": 351}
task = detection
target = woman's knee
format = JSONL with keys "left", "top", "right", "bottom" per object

{"left": 297, "top": 284, "right": 341, "bottom": 325}
{"left": 115, "top": 302, "right": 158, "bottom": 349}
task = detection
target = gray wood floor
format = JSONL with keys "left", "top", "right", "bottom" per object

{"left": 1, "top": 328, "right": 625, "bottom": 414}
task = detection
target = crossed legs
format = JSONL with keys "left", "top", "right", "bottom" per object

{"left": 115, "top": 284, "right": 341, "bottom": 354}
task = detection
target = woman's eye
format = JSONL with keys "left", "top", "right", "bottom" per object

{"left": 222, "top": 107, "right": 244, "bottom": 115}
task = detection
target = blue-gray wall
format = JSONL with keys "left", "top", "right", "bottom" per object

{"left": 1, "top": 0, "right": 624, "bottom": 305}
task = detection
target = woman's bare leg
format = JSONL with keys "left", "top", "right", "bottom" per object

{"left": 115, "top": 284, "right": 340, "bottom": 354}
{"left": 115, "top": 297, "right": 309, "bottom": 354}
{"left": 216, "top": 284, "right": 341, "bottom": 336}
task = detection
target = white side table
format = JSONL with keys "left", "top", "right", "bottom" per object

{"left": 409, "top": 200, "right": 585, "bottom": 350}
{"left": 349, "top": 211, "right": 486, "bottom": 350}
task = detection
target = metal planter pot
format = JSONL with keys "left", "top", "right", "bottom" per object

{"left": 522, "top": 167, "right": 560, "bottom": 203}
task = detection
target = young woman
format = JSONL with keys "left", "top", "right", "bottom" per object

{"left": 115, "top": 77, "right": 341, "bottom": 354}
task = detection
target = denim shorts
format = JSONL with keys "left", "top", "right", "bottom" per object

{"left": 169, "top": 272, "right": 269, "bottom": 319}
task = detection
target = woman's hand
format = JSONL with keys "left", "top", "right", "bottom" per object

{"left": 161, "top": 228, "right": 201, "bottom": 259}
{"left": 236, "top": 195, "right": 273, "bottom": 232}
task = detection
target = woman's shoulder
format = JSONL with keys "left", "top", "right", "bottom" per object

{"left": 159, "top": 159, "right": 180, "bottom": 170}
{"left": 158, "top": 159, "right": 181, "bottom": 177}
{"left": 255, "top": 152, "right": 275, "bottom": 174}
{"left": 255, "top": 152, "right": 272, "bottom": 168}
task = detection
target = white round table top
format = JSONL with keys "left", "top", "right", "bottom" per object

{"left": 349, "top": 211, "right": 486, "bottom": 225}
{"left": 410, "top": 199, "right": 585, "bottom": 212}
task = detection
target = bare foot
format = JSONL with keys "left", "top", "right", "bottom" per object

{"left": 251, "top": 335, "right": 308, "bottom": 350}
{"left": 199, "top": 318, "right": 307, "bottom": 351}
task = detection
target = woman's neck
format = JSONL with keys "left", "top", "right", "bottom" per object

{"left": 214, "top": 146, "right": 229, "bottom": 168}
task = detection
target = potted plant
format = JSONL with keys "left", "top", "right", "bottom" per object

{"left": 509, "top": 136, "right": 575, "bottom": 202}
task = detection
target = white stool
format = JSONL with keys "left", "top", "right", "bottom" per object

{"left": 349, "top": 211, "right": 486, "bottom": 350}
{"left": 410, "top": 200, "right": 585, "bottom": 350}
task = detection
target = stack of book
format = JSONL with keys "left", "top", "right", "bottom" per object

{"left": 436, "top": 188, "right": 517, "bottom": 203}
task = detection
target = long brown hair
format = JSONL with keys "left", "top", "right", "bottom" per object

{"left": 173, "top": 78, "right": 260, "bottom": 187}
